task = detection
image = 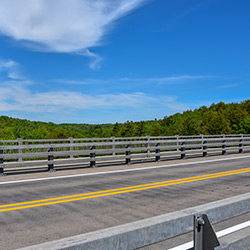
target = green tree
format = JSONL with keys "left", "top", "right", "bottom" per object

{"left": 237, "top": 117, "right": 250, "bottom": 134}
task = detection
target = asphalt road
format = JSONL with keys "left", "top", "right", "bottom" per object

{"left": 1, "top": 153, "right": 250, "bottom": 249}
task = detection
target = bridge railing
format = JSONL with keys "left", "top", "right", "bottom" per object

{"left": 0, "top": 134, "right": 250, "bottom": 174}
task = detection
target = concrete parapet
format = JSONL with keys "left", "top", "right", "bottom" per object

{"left": 18, "top": 192, "right": 250, "bottom": 250}
{"left": 215, "top": 226, "right": 250, "bottom": 250}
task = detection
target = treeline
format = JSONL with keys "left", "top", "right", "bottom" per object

{"left": 0, "top": 100, "right": 250, "bottom": 139}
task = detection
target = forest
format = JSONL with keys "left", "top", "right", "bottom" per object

{"left": 0, "top": 100, "right": 250, "bottom": 139}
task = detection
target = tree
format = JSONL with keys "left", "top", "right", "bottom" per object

{"left": 237, "top": 117, "right": 250, "bottom": 134}
{"left": 1, "top": 99, "right": 250, "bottom": 139}
{"left": 202, "top": 111, "right": 232, "bottom": 134}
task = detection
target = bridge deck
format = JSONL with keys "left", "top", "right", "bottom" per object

{"left": 1, "top": 153, "right": 250, "bottom": 249}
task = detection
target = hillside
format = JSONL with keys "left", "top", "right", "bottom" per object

{"left": 0, "top": 100, "right": 250, "bottom": 139}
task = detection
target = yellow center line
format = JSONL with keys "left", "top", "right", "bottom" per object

{"left": 1, "top": 168, "right": 250, "bottom": 212}
{"left": 1, "top": 167, "right": 249, "bottom": 208}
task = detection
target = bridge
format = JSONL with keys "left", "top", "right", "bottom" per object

{"left": 0, "top": 135, "right": 250, "bottom": 249}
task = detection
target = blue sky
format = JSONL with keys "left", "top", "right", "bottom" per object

{"left": 0, "top": 0, "right": 249, "bottom": 124}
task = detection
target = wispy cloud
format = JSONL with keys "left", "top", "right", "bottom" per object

{"left": 218, "top": 84, "right": 239, "bottom": 89}
{"left": 161, "top": 96, "right": 190, "bottom": 111}
{"left": 79, "top": 49, "right": 103, "bottom": 70}
{"left": 0, "top": 60, "right": 17, "bottom": 70}
{"left": 164, "top": 1, "right": 209, "bottom": 30}
{"left": 0, "top": 59, "right": 22, "bottom": 79}
{"left": 54, "top": 75, "right": 212, "bottom": 86}
{"left": 54, "top": 79, "right": 90, "bottom": 85}
{"left": 0, "top": 80, "right": 193, "bottom": 123}
{"left": 0, "top": 61, "right": 210, "bottom": 122}
{"left": 0, "top": 83, "right": 156, "bottom": 113}
{"left": 0, "top": 0, "right": 145, "bottom": 68}
{"left": 119, "top": 75, "right": 212, "bottom": 83}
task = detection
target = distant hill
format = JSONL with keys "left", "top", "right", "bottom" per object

{"left": 0, "top": 100, "right": 250, "bottom": 139}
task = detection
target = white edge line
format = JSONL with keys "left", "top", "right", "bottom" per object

{"left": 168, "top": 221, "right": 250, "bottom": 250}
{"left": 168, "top": 242, "right": 193, "bottom": 250}
{"left": 1, "top": 155, "right": 250, "bottom": 185}
{"left": 216, "top": 220, "right": 250, "bottom": 238}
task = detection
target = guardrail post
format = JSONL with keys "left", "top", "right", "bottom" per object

{"left": 222, "top": 139, "right": 226, "bottom": 155}
{"left": 147, "top": 135, "right": 150, "bottom": 157}
{"left": 181, "top": 142, "right": 186, "bottom": 159}
{"left": 155, "top": 143, "right": 160, "bottom": 161}
{"left": 90, "top": 146, "right": 96, "bottom": 168}
{"left": 203, "top": 140, "right": 208, "bottom": 157}
{"left": 48, "top": 147, "right": 55, "bottom": 172}
{"left": 239, "top": 134, "right": 243, "bottom": 153}
{"left": 176, "top": 135, "right": 179, "bottom": 150}
{"left": 111, "top": 136, "right": 116, "bottom": 156}
{"left": 18, "top": 138, "right": 23, "bottom": 162}
{"left": 194, "top": 214, "right": 220, "bottom": 250}
{"left": 0, "top": 149, "right": 4, "bottom": 176}
{"left": 126, "top": 144, "right": 131, "bottom": 165}
{"left": 69, "top": 137, "right": 73, "bottom": 158}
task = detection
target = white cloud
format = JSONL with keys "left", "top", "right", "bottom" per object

{"left": 54, "top": 79, "right": 90, "bottom": 85}
{"left": 150, "top": 75, "right": 212, "bottom": 82}
{"left": 54, "top": 75, "right": 212, "bottom": 86}
{"left": 0, "top": 59, "right": 17, "bottom": 70}
{"left": 0, "top": 84, "right": 155, "bottom": 113}
{"left": 0, "top": 59, "right": 22, "bottom": 79}
{"left": 160, "top": 95, "right": 190, "bottom": 111}
{"left": 0, "top": 62, "right": 200, "bottom": 121}
{"left": 79, "top": 49, "right": 103, "bottom": 69}
{"left": 218, "top": 84, "right": 238, "bottom": 89}
{"left": 119, "top": 75, "right": 212, "bottom": 83}
{"left": 0, "top": 81, "right": 193, "bottom": 122}
{"left": 0, "top": 0, "right": 144, "bottom": 68}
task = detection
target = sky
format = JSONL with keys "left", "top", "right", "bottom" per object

{"left": 0, "top": 0, "right": 249, "bottom": 124}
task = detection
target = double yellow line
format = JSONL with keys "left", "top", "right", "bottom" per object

{"left": 1, "top": 167, "right": 250, "bottom": 213}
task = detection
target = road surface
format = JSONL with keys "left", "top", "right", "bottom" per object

{"left": 1, "top": 153, "right": 250, "bottom": 249}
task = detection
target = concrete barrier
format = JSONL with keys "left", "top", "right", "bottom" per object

{"left": 18, "top": 192, "right": 250, "bottom": 250}
{"left": 215, "top": 227, "right": 250, "bottom": 250}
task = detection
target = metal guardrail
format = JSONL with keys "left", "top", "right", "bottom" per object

{"left": 0, "top": 134, "right": 250, "bottom": 175}
{"left": 17, "top": 192, "right": 250, "bottom": 250}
